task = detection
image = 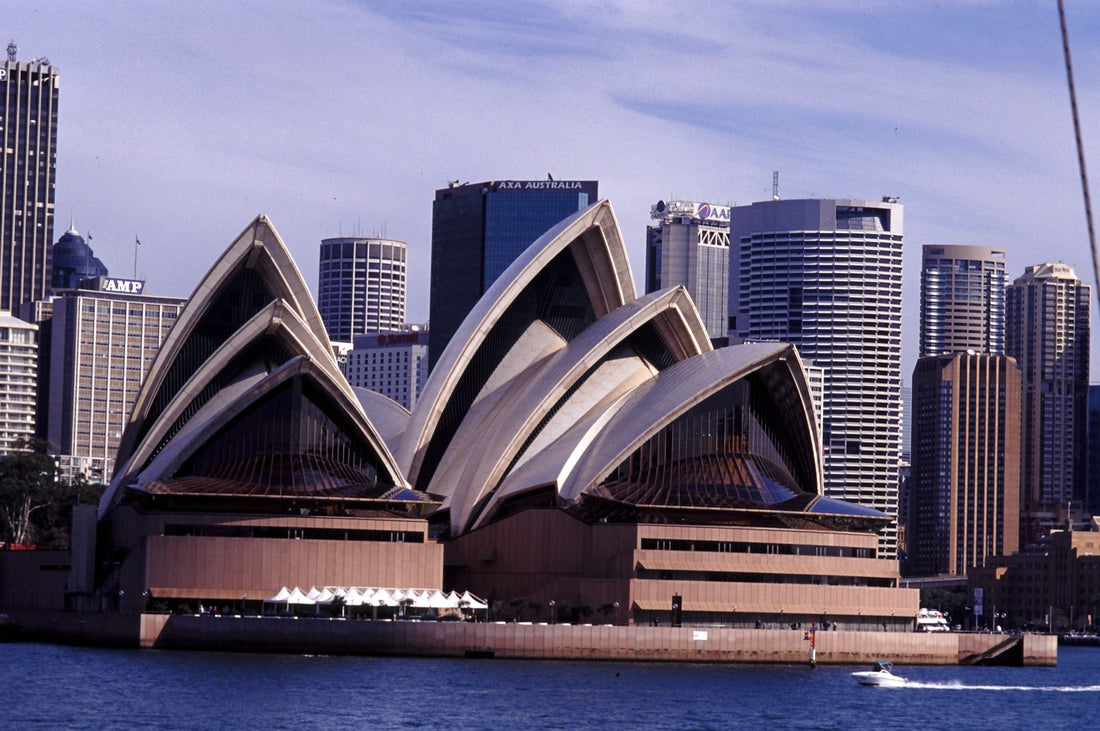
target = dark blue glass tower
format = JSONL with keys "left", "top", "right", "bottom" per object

{"left": 428, "top": 179, "right": 597, "bottom": 369}
{"left": 51, "top": 225, "right": 108, "bottom": 290}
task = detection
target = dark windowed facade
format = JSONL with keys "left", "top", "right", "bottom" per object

{"left": 1, "top": 55, "right": 59, "bottom": 312}
{"left": 428, "top": 179, "right": 597, "bottom": 369}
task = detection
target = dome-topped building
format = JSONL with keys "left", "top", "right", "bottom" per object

{"left": 51, "top": 222, "right": 108, "bottom": 290}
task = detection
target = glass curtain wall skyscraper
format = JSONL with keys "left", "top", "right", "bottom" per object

{"left": 1, "top": 44, "right": 59, "bottom": 313}
{"left": 920, "top": 245, "right": 1007, "bottom": 357}
{"left": 908, "top": 352, "right": 1021, "bottom": 577}
{"left": 906, "top": 244, "right": 1017, "bottom": 577}
{"left": 1006, "top": 262, "right": 1090, "bottom": 546}
{"left": 645, "top": 200, "right": 730, "bottom": 341}
{"left": 429, "top": 179, "right": 597, "bottom": 369}
{"left": 317, "top": 237, "right": 407, "bottom": 343}
{"left": 728, "top": 198, "right": 904, "bottom": 558}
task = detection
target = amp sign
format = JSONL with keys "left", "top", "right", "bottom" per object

{"left": 101, "top": 278, "right": 145, "bottom": 295}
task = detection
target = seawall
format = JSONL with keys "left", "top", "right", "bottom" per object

{"left": 6, "top": 610, "right": 1057, "bottom": 666}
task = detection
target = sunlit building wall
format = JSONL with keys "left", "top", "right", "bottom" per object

{"left": 0, "top": 310, "right": 37, "bottom": 453}
{"left": 909, "top": 352, "right": 1021, "bottom": 577}
{"left": 317, "top": 236, "right": 407, "bottom": 343}
{"left": 920, "top": 245, "right": 1007, "bottom": 358}
{"left": 728, "top": 197, "right": 904, "bottom": 558}
{"left": 645, "top": 199, "right": 730, "bottom": 341}
{"left": 344, "top": 329, "right": 430, "bottom": 411}
{"left": 1006, "top": 262, "right": 1090, "bottom": 546}
{"left": 47, "top": 283, "right": 184, "bottom": 483}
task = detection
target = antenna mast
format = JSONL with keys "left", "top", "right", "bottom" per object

{"left": 772, "top": 171, "right": 780, "bottom": 201}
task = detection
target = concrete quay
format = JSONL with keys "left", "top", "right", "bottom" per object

{"left": 7, "top": 610, "right": 1057, "bottom": 666}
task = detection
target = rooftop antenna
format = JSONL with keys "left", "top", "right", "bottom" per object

{"left": 7, "top": 40, "right": 16, "bottom": 63}
{"left": 772, "top": 171, "right": 780, "bottom": 201}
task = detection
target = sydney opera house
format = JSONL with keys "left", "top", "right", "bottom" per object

{"left": 50, "top": 200, "right": 916, "bottom": 629}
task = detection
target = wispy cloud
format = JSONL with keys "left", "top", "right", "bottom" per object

{"left": 8, "top": 0, "right": 1100, "bottom": 376}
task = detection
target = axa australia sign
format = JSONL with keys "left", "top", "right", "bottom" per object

{"left": 490, "top": 180, "right": 597, "bottom": 193}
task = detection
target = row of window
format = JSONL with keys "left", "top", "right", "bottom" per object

{"left": 164, "top": 524, "right": 424, "bottom": 543}
{"left": 640, "top": 537, "right": 874, "bottom": 558}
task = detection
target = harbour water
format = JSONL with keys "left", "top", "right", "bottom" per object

{"left": 2, "top": 641, "right": 1097, "bottom": 729}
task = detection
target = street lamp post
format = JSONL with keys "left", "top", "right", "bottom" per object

{"left": 549, "top": 600, "right": 555, "bottom": 625}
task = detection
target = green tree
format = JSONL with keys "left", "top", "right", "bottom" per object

{"left": 0, "top": 438, "right": 61, "bottom": 545}
{"left": 0, "top": 438, "right": 105, "bottom": 546}
{"left": 38, "top": 471, "right": 106, "bottom": 546}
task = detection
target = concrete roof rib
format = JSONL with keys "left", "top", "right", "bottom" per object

{"left": 132, "top": 355, "right": 406, "bottom": 492}
{"left": 112, "top": 300, "right": 361, "bottom": 497}
{"left": 443, "top": 286, "right": 714, "bottom": 532}
{"left": 113, "top": 217, "right": 329, "bottom": 473}
{"left": 490, "top": 342, "right": 823, "bottom": 511}
{"left": 556, "top": 343, "right": 822, "bottom": 503}
{"left": 399, "top": 199, "right": 635, "bottom": 487}
{"left": 100, "top": 216, "right": 403, "bottom": 517}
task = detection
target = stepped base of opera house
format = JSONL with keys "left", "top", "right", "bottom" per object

{"left": 0, "top": 608, "right": 1057, "bottom": 666}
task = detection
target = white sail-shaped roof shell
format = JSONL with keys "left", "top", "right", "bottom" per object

{"left": 435, "top": 286, "right": 714, "bottom": 532}
{"left": 100, "top": 215, "right": 408, "bottom": 518}
{"left": 398, "top": 200, "right": 635, "bottom": 489}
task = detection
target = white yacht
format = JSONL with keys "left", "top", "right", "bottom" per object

{"left": 916, "top": 608, "right": 951, "bottom": 632}
{"left": 852, "top": 661, "right": 907, "bottom": 687}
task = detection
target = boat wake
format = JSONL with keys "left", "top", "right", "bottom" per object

{"left": 905, "top": 681, "right": 1100, "bottom": 692}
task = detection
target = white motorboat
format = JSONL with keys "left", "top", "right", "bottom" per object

{"left": 851, "top": 660, "right": 907, "bottom": 687}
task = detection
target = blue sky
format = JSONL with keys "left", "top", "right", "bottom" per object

{"left": 9, "top": 0, "right": 1100, "bottom": 378}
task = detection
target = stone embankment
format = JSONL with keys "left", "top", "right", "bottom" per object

{"left": 7, "top": 610, "right": 1057, "bottom": 666}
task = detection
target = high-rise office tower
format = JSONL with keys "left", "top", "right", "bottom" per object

{"left": 52, "top": 224, "right": 108, "bottom": 291}
{"left": 920, "top": 245, "right": 1007, "bottom": 357}
{"left": 1088, "top": 385, "right": 1100, "bottom": 519}
{"left": 317, "top": 236, "right": 407, "bottom": 343}
{"left": 900, "top": 384, "right": 913, "bottom": 464}
{"left": 46, "top": 279, "right": 185, "bottom": 483}
{"left": 344, "top": 328, "right": 430, "bottom": 410}
{"left": 728, "top": 197, "right": 904, "bottom": 558}
{"left": 1, "top": 43, "right": 59, "bottom": 313}
{"left": 429, "top": 179, "right": 598, "bottom": 369}
{"left": 1006, "top": 262, "right": 1090, "bottom": 546}
{"left": 645, "top": 200, "right": 730, "bottom": 340}
{"left": 907, "top": 244, "right": 1019, "bottom": 577}
{"left": 908, "top": 352, "right": 1021, "bottom": 577}
{"left": 0, "top": 310, "right": 37, "bottom": 453}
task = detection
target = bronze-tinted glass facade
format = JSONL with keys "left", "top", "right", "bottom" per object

{"left": 909, "top": 352, "right": 1021, "bottom": 577}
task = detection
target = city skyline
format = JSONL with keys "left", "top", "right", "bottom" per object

{"left": 8, "top": 1, "right": 1100, "bottom": 381}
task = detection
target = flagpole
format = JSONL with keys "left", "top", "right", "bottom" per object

{"left": 134, "top": 236, "right": 139, "bottom": 278}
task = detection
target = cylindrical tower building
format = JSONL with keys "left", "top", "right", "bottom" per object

{"left": 318, "top": 237, "right": 407, "bottom": 342}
